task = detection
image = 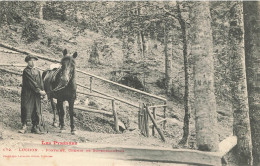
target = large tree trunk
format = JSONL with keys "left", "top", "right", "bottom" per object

{"left": 244, "top": 1, "right": 260, "bottom": 165}
{"left": 177, "top": 2, "right": 190, "bottom": 146}
{"left": 190, "top": 2, "right": 219, "bottom": 152}
{"left": 164, "top": 22, "right": 172, "bottom": 95}
{"left": 140, "top": 31, "right": 146, "bottom": 90}
{"left": 229, "top": 2, "right": 253, "bottom": 165}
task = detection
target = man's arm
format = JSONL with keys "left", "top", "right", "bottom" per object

{"left": 38, "top": 71, "right": 46, "bottom": 97}
{"left": 37, "top": 70, "right": 44, "bottom": 90}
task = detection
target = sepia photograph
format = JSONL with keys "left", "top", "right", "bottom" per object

{"left": 0, "top": 1, "right": 259, "bottom": 166}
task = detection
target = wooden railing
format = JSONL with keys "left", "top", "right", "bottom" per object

{"left": 0, "top": 43, "right": 167, "bottom": 102}
{"left": 0, "top": 43, "right": 239, "bottom": 165}
{"left": 0, "top": 43, "right": 167, "bottom": 133}
{"left": 138, "top": 103, "right": 167, "bottom": 141}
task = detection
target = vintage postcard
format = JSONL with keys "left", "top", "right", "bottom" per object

{"left": 0, "top": 1, "right": 259, "bottom": 166}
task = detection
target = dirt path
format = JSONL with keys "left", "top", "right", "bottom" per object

{"left": 0, "top": 92, "right": 191, "bottom": 166}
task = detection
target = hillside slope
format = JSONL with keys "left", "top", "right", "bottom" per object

{"left": 0, "top": 17, "right": 233, "bottom": 147}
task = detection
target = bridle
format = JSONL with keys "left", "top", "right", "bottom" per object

{"left": 45, "top": 67, "right": 73, "bottom": 95}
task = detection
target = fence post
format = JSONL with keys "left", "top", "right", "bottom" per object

{"left": 141, "top": 104, "right": 145, "bottom": 135}
{"left": 90, "top": 76, "right": 93, "bottom": 93}
{"left": 146, "top": 105, "right": 166, "bottom": 142}
{"left": 138, "top": 103, "right": 141, "bottom": 130}
{"left": 112, "top": 99, "right": 119, "bottom": 133}
{"left": 143, "top": 104, "right": 147, "bottom": 136}
{"left": 163, "top": 101, "right": 167, "bottom": 129}
{"left": 144, "top": 103, "right": 149, "bottom": 137}
{"left": 139, "top": 104, "right": 143, "bottom": 134}
{"left": 152, "top": 107, "right": 156, "bottom": 136}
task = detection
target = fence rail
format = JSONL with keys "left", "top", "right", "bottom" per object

{"left": 77, "top": 83, "right": 139, "bottom": 108}
{"left": 76, "top": 70, "right": 167, "bottom": 101}
{"left": 0, "top": 43, "right": 166, "bottom": 101}
{"left": 0, "top": 64, "right": 140, "bottom": 107}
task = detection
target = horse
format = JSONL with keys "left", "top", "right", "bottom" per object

{"left": 42, "top": 49, "right": 78, "bottom": 135}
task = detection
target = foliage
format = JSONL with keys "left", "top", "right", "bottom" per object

{"left": 43, "top": 2, "right": 66, "bottom": 22}
{"left": 21, "top": 19, "right": 44, "bottom": 43}
{"left": 0, "top": 2, "right": 23, "bottom": 25}
{"left": 1, "top": 1, "right": 237, "bottom": 108}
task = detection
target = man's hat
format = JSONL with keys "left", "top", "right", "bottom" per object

{"left": 25, "top": 55, "right": 38, "bottom": 62}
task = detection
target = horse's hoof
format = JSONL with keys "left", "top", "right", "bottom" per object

{"left": 18, "top": 129, "right": 26, "bottom": 134}
{"left": 60, "top": 126, "right": 66, "bottom": 130}
{"left": 71, "top": 130, "right": 76, "bottom": 135}
{"left": 53, "top": 122, "right": 59, "bottom": 128}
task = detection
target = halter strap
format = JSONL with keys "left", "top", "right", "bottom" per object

{"left": 46, "top": 68, "right": 73, "bottom": 95}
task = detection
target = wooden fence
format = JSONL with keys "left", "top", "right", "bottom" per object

{"left": 138, "top": 103, "right": 166, "bottom": 142}
{"left": 0, "top": 43, "right": 166, "bottom": 101}
{"left": 0, "top": 42, "right": 168, "bottom": 134}
{"left": 0, "top": 43, "right": 239, "bottom": 165}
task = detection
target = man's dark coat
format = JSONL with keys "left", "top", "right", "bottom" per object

{"left": 21, "top": 66, "right": 44, "bottom": 125}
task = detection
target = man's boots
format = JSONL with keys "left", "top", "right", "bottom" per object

{"left": 18, "top": 124, "right": 27, "bottom": 134}
{"left": 31, "top": 125, "right": 44, "bottom": 134}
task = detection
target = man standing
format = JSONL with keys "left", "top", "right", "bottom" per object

{"left": 19, "top": 55, "right": 46, "bottom": 134}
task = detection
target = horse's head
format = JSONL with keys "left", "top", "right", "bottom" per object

{"left": 60, "top": 49, "right": 77, "bottom": 85}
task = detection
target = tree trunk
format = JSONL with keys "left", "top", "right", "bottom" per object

{"left": 177, "top": 2, "right": 190, "bottom": 146}
{"left": 229, "top": 2, "right": 253, "bottom": 165}
{"left": 88, "top": 41, "right": 100, "bottom": 64}
{"left": 190, "top": 1, "right": 219, "bottom": 152}
{"left": 39, "top": 2, "right": 44, "bottom": 20}
{"left": 141, "top": 31, "right": 146, "bottom": 57}
{"left": 122, "top": 33, "right": 129, "bottom": 62}
{"left": 122, "top": 27, "right": 133, "bottom": 63}
{"left": 137, "top": 31, "right": 142, "bottom": 59}
{"left": 140, "top": 31, "right": 146, "bottom": 90}
{"left": 244, "top": 1, "right": 260, "bottom": 165}
{"left": 164, "top": 22, "right": 172, "bottom": 95}
{"left": 147, "top": 33, "right": 152, "bottom": 57}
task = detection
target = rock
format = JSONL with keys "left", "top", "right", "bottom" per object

{"left": 118, "top": 120, "right": 126, "bottom": 132}
{"left": 128, "top": 127, "right": 136, "bottom": 131}
{"left": 88, "top": 101, "right": 98, "bottom": 109}
{"left": 167, "top": 118, "right": 182, "bottom": 126}
{"left": 170, "top": 112, "right": 182, "bottom": 121}
{"left": 84, "top": 98, "right": 89, "bottom": 106}
{"left": 217, "top": 110, "right": 230, "bottom": 116}
{"left": 74, "top": 99, "right": 80, "bottom": 105}
{"left": 49, "top": 63, "right": 61, "bottom": 70}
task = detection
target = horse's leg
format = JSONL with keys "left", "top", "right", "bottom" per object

{"left": 56, "top": 100, "right": 61, "bottom": 128}
{"left": 68, "top": 99, "right": 76, "bottom": 135}
{"left": 57, "top": 99, "right": 65, "bottom": 130}
{"left": 50, "top": 98, "right": 58, "bottom": 127}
